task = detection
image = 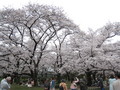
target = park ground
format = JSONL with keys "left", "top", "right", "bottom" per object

{"left": 11, "top": 84, "right": 109, "bottom": 90}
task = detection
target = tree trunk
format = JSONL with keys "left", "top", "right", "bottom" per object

{"left": 57, "top": 73, "right": 61, "bottom": 84}
{"left": 85, "top": 68, "right": 92, "bottom": 86}
{"left": 31, "top": 69, "right": 38, "bottom": 86}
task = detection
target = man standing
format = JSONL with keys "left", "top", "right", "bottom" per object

{"left": 113, "top": 72, "right": 120, "bottom": 90}
{"left": 0, "top": 76, "right": 11, "bottom": 90}
{"left": 98, "top": 77, "right": 104, "bottom": 90}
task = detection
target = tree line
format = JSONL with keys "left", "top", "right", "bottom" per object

{"left": 0, "top": 4, "right": 120, "bottom": 86}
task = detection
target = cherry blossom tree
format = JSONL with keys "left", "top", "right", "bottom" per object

{"left": 60, "top": 23, "right": 120, "bottom": 85}
{"left": 0, "top": 3, "right": 120, "bottom": 86}
{"left": 0, "top": 4, "right": 78, "bottom": 85}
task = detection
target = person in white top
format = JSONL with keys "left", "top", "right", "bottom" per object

{"left": 113, "top": 72, "right": 120, "bottom": 90}
{"left": 109, "top": 74, "right": 116, "bottom": 90}
{"left": 0, "top": 76, "right": 11, "bottom": 90}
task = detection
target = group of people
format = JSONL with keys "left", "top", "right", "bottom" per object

{"left": 44, "top": 77, "right": 81, "bottom": 90}
{"left": 1, "top": 72, "right": 120, "bottom": 90}
{"left": 44, "top": 73, "right": 120, "bottom": 90}
{"left": 59, "top": 77, "right": 80, "bottom": 90}
{"left": 108, "top": 72, "right": 120, "bottom": 90}
{"left": 44, "top": 77, "right": 56, "bottom": 90}
{"left": 26, "top": 79, "right": 34, "bottom": 87}
{"left": 59, "top": 77, "right": 87, "bottom": 90}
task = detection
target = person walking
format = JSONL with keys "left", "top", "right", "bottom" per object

{"left": 109, "top": 74, "right": 116, "bottom": 90}
{"left": 50, "top": 77, "right": 56, "bottom": 90}
{"left": 113, "top": 72, "right": 120, "bottom": 90}
{"left": 0, "top": 76, "right": 11, "bottom": 90}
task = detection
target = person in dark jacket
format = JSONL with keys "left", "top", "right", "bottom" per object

{"left": 98, "top": 77, "right": 104, "bottom": 90}
{"left": 79, "top": 77, "right": 88, "bottom": 90}
{"left": 44, "top": 79, "right": 50, "bottom": 90}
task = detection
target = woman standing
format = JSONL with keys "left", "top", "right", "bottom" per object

{"left": 70, "top": 77, "right": 79, "bottom": 90}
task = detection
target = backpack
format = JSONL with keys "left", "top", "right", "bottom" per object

{"left": 59, "top": 85, "right": 64, "bottom": 90}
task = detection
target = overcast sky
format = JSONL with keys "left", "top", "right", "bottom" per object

{"left": 1, "top": 0, "right": 120, "bottom": 31}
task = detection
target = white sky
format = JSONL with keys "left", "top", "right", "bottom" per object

{"left": 1, "top": 0, "right": 120, "bottom": 31}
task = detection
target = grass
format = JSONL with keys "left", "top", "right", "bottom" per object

{"left": 11, "top": 84, "right": 109, "bottom": 90}
{"left": 11, "top": 84, "right": 43, "bottom": 90}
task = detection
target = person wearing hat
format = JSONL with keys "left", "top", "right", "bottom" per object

{"left": 0, "top": 76, "right": 11, "bottom": 90}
